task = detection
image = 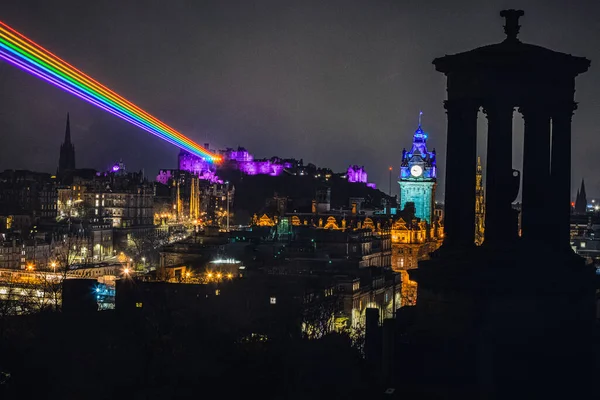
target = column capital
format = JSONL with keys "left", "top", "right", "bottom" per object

{"left": 550, "top": 101, "right": 578, "bottom": 117}
{"left": 482, "top": 101, "right": 515, "bottom": 119}
{"left": 444, "top": 98, "right": 480, "bottom": 113}
{"left": 517, "top": 103, "right": 552, "bottom": 119}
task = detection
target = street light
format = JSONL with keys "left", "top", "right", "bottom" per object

{"left": 51, "top": 262, "right": 57, "bottom": 273}
{"left": 225, "top": 181, "right": 230, "bottom": 232}
{"left": 142, "top": 257, "right": 146, "bottom": 270}
{"left": 388, "top": 166, "right": 393, "bottom": 197}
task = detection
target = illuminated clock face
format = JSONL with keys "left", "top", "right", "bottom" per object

{"left": 410, "top": 165, "right": 423, "bottom": 177}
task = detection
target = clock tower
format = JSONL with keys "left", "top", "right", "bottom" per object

{"left": 398, "top": 113, "right": 437, "bottom": 224}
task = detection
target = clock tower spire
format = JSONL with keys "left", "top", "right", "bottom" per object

{"left": 398, "top": 113, "right": 437, "bottom": 223}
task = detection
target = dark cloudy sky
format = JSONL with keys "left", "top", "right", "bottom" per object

{"left": 1, "top": 0, "right": 599, "bottom": 200}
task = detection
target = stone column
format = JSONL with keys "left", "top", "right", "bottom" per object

{"left": 443, "top": 99, "right": 479, "bottom": 248}
{"left": 550, "top": 102, "right": 576, "bottom": 249}
{"left": 520, "top": 104, "right": 552, "bottom": 242}
{"left": 483, "top": 102, "right": 514, "bottom": 244}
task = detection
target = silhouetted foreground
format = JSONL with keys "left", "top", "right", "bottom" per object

{"left": 0, "top": 310, "right": 375, "bottom": 399}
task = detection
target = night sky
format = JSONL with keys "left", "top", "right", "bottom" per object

{"left": 1, "top": 0, "right": 599, "bottom": 200}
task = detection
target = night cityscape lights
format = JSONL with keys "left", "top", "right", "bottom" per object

{"left": 0, "top": 21, "right": 220, "bottom": 162}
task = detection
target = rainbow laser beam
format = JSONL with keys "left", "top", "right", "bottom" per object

{"left": 0, "top": 21, "right": 220, "bottom": 162}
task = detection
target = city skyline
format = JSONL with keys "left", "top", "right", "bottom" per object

{"left": 1, "top": 1, "right": 600, "bottom": 199}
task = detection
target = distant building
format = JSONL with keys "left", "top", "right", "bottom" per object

{"left": 0, "top": 238, "right": 52, "bottom": 269}
{"left": 398, "top": 116, "right": 437, "bottom": 224}
{"left": 83, "top": 171, "right": 153, "bottom": 229}
{"left": 0, "top": 170, "right": 57, "bottom": 226}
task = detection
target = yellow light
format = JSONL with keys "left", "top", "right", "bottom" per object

{"left": 26, "top": 264, "right": 34, "bottom": 271}
{"left": 185, "top": 272, "right": 191, "bottom": 278}
{"left": 216, "top": 272, "right": 222, "bottom": 279}
{"left": 227, "top": 273, "right": 233, "bottom": 279}
{"left": 51, "top": 262, "right": 57, "bottom": 268}
{"left": 123, "top": 267, "right": 130, "bottom": 275}
{"left": 207, "top": 272, "right": 213, "bottom": 279}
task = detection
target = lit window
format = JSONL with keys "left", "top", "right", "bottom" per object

{"left": 135, "top": 302, "right": 143, "bottom": 308}
{"left": 580, "top": 242, "right": 586, "bottom": 248}
{"left": 270, "top": 297, "right": 277, "bottom": 305}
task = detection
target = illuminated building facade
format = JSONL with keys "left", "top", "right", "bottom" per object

{"left": 398, "top": 117, "right": 437, "bottom": 224}
{"left": 82, "top": 169, "right": 154, "bottom": 229}
{"left": 390, "top": 210, "right": 443, "bottom": 307}
{"left": 475, "top": 157, "right": 485, "bottom": 245}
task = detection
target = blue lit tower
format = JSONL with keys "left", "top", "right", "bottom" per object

{"left": 398, "top": 113, "right": 436, "bottom": 223}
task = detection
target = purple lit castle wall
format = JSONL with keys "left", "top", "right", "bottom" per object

{"left": 222, "top": 148, "right": 290, "bottom": 177}
{"left": 225, "top": 147, "right": 254, "bottom": 162}
{"left": 347, "top": 165, "right": 368, "bottom": 183}
{"left": 221, "top": 160, "right": 287, "bottom": 178}
{"left": 179, "top": 150, "right": 213, "bottom": 175}
{"left": 238, "top": 159, "right": 290, "bottom": 176}
{"left": 176, "top": 146, "right": 289, "bottom": 180}
{"left": 176, "top": 146, "right": 223, "bottom": 183}
{"left": 347, "top": 165, "right": 377, "bottom": 188}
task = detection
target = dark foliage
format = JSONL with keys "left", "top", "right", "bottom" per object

{"left": 0, "top": 310, "right": 375, "bottom": 399}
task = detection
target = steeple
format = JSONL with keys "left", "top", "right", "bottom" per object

{"left": 64, "top": 112, "right": 71, "bottom": 144}
{"left": 58, "top": 112, "right": 76, "bottom": 174}
{"left": 411, "top": 111, "right": 429, "bottom": 155}
{"left": 575, "top": 179, "right": 588, "bottom": 214}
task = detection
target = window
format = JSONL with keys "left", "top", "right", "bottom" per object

{"left": 270, "top": 297, "right": 277, "bottom": 305}
{"left": 580, "top": 242, "right": 586, "bottom": 249}
{"left": 135, "top": 302, "right": 143, "bottom": 308}
{"left": 215, "top": 289, "right": 220, "bottom": 296}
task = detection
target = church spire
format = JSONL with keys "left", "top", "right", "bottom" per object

{"left": 64, "top": 112, "right": 71, "bottom": 144}
{"left": 580, "top": 179, "right": 587, "bottom": 202}
{"left": 575, "top": 179, "right": 588, "bottom": 214}
{"left": 58, "top": 112, "right": 76, "bottom": 174}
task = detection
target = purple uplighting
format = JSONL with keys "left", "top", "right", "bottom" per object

{"left": 347, "top": 165, "right": 368, "bottom": 183}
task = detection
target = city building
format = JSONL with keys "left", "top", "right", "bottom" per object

{"left": 0, "top": 238, "right": 52, "bottom": 270}
{"left": 398, "top": 115, "right": 437, "bottom": 224}
{"left": 0, "top": 170, "right": 58, "bottom": 228}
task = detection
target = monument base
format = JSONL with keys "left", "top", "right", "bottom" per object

{"left": 404, "top": 242, "right": 597, "bottom": 399}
